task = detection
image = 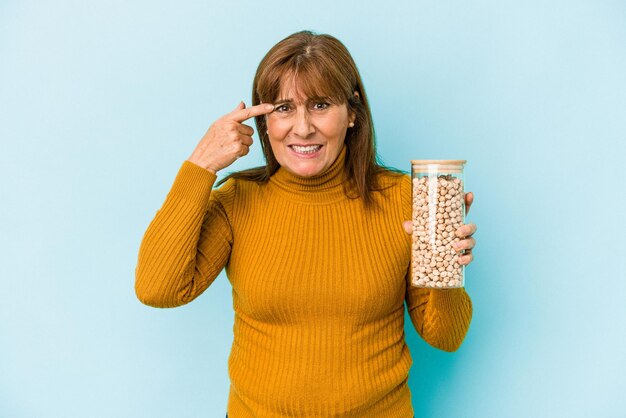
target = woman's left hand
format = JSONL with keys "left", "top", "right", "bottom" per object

{"left": 403, "top": 192, "right": 477, "bottom": 266}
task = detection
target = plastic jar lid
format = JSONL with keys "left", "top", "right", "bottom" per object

{"left": 410, "top": 160, "right": 467, "bottom": 165}
{"left": 411, "top": 160, "right": 466, "bottom": 174}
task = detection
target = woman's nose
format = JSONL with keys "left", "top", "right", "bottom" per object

{"left": 292, "top": 108, "right": 315, "bottom": 137}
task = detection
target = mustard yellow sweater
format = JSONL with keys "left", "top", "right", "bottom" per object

{"left": 135, "top": 145, "right": 473, "bottom": 417}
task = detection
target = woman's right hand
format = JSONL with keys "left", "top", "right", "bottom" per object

{"left": 187, "top": 101, "right": 275, "bottom": 174}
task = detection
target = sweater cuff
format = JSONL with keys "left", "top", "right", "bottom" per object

{"left": 168, "top": 160, "right": 218, "bottom": 209}
{"left": 429, "top": 287, "right": 470, "bottom": 311}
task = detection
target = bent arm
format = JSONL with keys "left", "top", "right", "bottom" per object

{"left": 405, "top": 273, "right": 473, "bottom": 352}
{"left": 135, "top": 161, "right": 234, "bottom": 308}
{"left": 398, "top": 172, "right": 472, "bottom": 351}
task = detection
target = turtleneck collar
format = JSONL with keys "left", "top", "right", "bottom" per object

{"left": 269, "top": 144, "right": 349, "bottom": 205}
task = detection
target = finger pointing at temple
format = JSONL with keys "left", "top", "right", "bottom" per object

{"left": 186, "top": 101, "right": 275, "bottom": 174}
{"left": 228, "top": 102, "right": 275, "bottom": 122}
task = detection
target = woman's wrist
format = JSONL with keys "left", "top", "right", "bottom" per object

{"left": 186, "top": 157, "right": 218, "bottom": 175}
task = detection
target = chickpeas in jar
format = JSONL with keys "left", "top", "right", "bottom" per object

{"left": 411, "top": 160, "right": 467, "bottom": 288}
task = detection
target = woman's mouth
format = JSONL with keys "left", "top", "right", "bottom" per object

{"left": 288, "top": 144, "right": 323, "bottom": 158}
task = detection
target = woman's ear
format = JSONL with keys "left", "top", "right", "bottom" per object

{"left": 348, "top": 111, "right": 356, "bottom": 128}
{"left": 351, "top": 91, "right": 360, "bottom": 119}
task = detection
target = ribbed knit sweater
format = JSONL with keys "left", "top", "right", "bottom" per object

{"left": 135, "top": 145, "right": 473, "bottom": 417}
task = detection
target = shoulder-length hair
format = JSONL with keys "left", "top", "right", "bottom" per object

{"left": 215, "top": 30, "right": 405, "bottom": 210}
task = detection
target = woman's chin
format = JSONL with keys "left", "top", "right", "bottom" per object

{"left": 284, "top": 160, "right": 326, "bottom": 177}
{"left": 291, "top": 165, "right": 322, "bottom": 177}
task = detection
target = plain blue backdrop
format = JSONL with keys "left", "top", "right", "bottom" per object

{"left": 1, "top": 1, "right": 625, "bottom": 417}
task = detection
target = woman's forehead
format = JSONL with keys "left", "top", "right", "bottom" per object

{"left": 276, "top": 88, "right": 322, "bottom": 104}
{"left": 277, "top": 80, "right": 306, "bottom": 101}
{"left": 275, "top": 73, "right": 337, "bottom": 103}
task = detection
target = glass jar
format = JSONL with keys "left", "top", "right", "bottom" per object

{"left": 410, "top": 160, "right": 467, "bottom": 288}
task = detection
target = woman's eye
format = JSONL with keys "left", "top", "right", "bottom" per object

{"left": 312, "top": 102, "right": 330, "bottom": 110}
{"left": 275, "top": 104, "right": 291, "bottom": 113}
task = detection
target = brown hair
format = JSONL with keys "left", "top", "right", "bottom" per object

{"left": 215, "top": 30, "right": 405, "bottom": 210}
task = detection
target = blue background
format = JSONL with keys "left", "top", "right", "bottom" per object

{"left": 1, "top": 1, "right": 625, "bottom": 417}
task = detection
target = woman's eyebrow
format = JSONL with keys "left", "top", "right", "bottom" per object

{"left": 274, "top": 96, "right": 331, "bottom": 105}
{"left": 308, "top": 95, "right": 331, "bottom": 102}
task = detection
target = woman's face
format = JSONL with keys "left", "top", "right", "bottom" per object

{"left": 265, "top": 78, "right": 355, "bottom": 177}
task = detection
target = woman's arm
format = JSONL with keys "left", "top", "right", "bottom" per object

{"left": 134, "top": 160, "right": 234, "bottom": 308}
{"left": 405, "top": 281, "right": 473, "bottom": 352}
{"left": 399, "top": 173, "right": 474, "bottom": 351}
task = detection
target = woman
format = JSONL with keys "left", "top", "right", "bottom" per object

{"left": 135, "top": 30, "right": 477, "bottom": 417}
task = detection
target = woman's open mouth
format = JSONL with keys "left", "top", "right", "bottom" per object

{"left": 288, "top": 144, "right": 323, "bottom": 158}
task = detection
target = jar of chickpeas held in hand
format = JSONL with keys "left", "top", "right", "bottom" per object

{"left": 411, "top": 160, "right": 467, "bottom": 288}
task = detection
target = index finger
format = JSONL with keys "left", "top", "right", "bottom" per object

{"left": 229, "top": 103, "right": 275, "bottom": 122}
{"left": 455, "top": 223, "right": 477, "bottom": 238}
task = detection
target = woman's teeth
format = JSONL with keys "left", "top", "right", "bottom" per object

{"left": 291, "top": 145, "right": 322, "bottom": 154}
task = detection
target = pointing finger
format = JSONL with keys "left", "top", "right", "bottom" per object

{"left": 229, "top": 102, "right": 275, "bottom": 122}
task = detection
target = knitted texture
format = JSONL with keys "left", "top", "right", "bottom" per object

{"left": 135, "top": 145, "right": 473, "bottom": 417}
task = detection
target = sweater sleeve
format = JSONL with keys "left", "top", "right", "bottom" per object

{"left": 134, "top": 160, "right": 235, "bottom": 308}
{"left": 400, "top": 174, "right": 473, "bottom": 352}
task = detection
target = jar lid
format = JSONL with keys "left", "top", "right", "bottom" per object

{"left": 410, "top": 160, "right": 467, "bottom": 165}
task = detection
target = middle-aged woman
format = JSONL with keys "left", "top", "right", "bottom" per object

{"left": 135, "top": 30, "right": 477, "bottom": 418}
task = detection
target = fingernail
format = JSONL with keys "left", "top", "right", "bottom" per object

{"left": 265, "top": 104, "right": 274, "bottom": 111}
{"left": 453, "top": 242, "right": 461, "bottom": 249}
